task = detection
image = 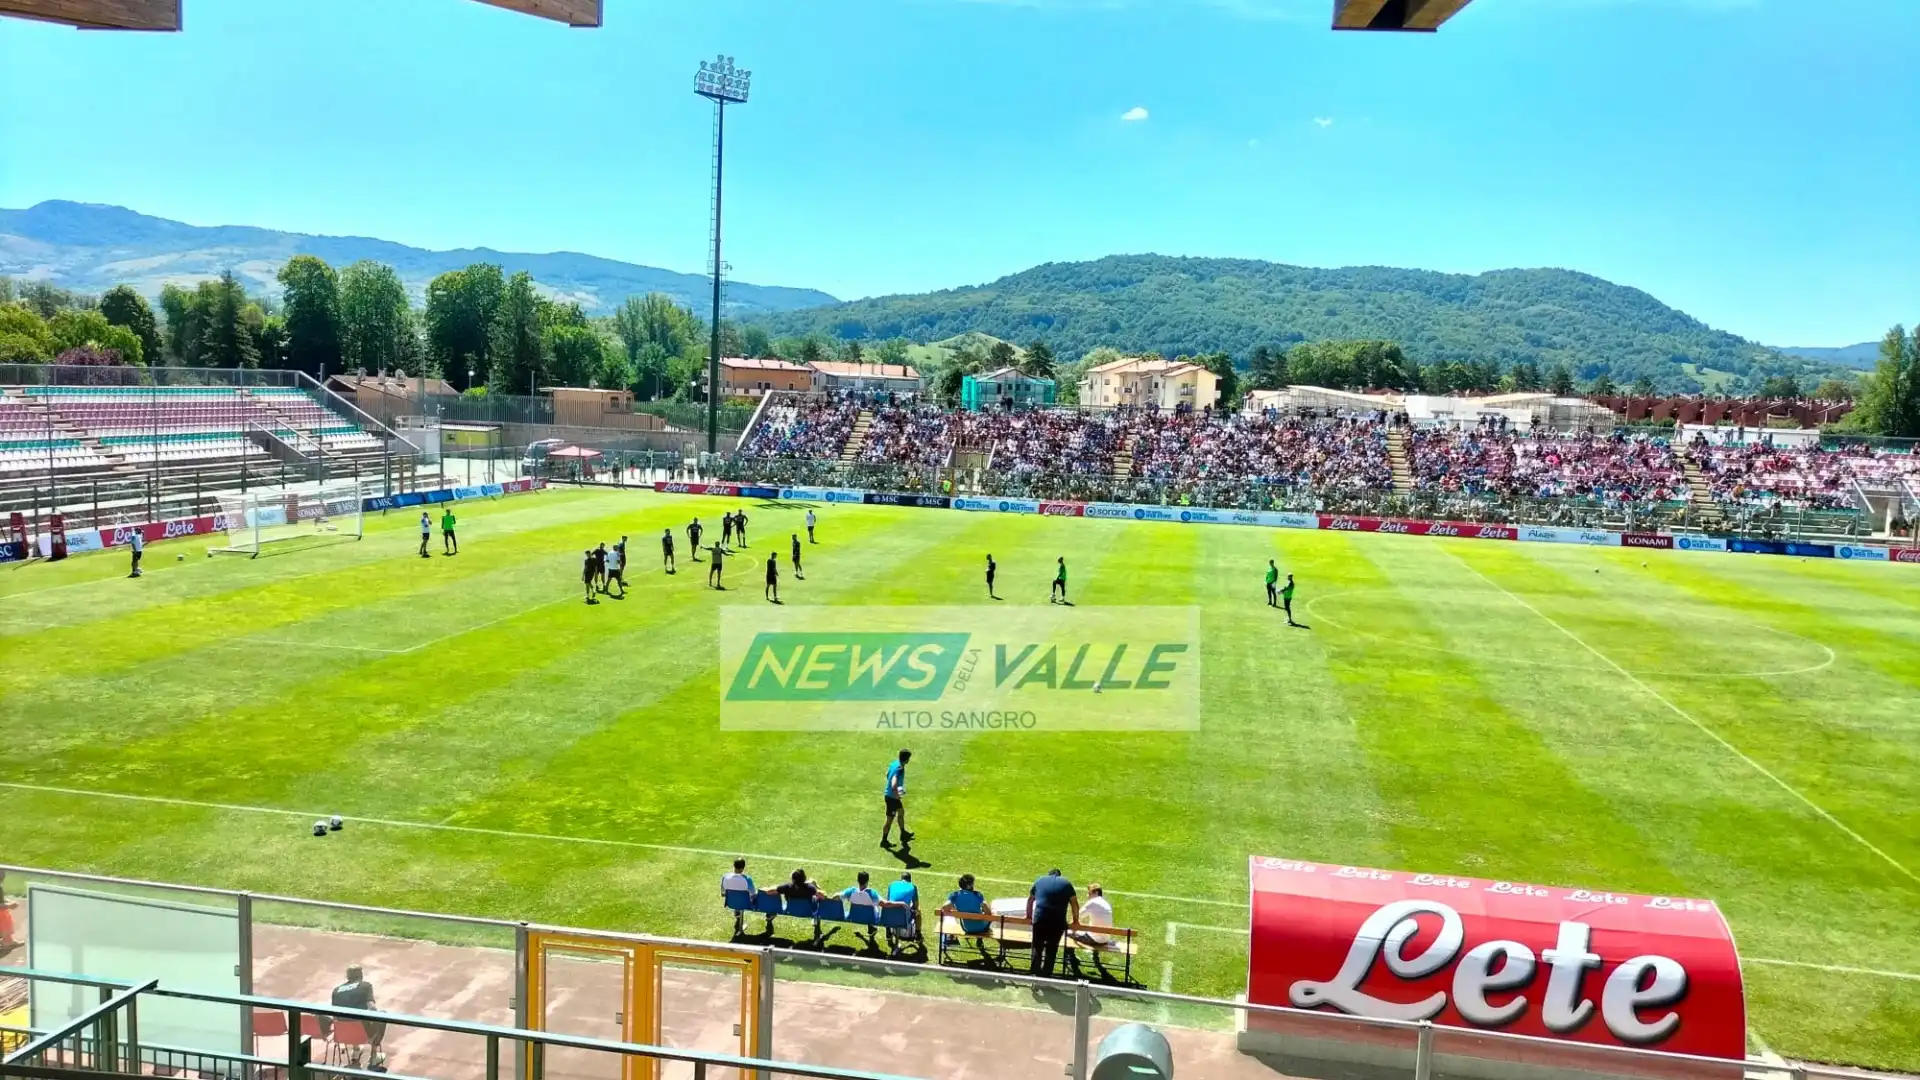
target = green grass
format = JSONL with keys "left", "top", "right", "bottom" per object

{"left": 2, "top": 488, "right": 1917, "bottom": 1069}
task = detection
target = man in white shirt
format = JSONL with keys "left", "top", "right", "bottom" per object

{"left": 1070, "top": 883, "right": 1114, "bottom": 947}
{"left": 418, "top": 512, "right": 432, "bottom": 558}
{"left": 805, "top": 508, "right": 818, "bottom": 543}
{"left": 721, "top": 858, "right": 761, "bottom": 936}
{"left": 128, "top": 530, "right": 144, "bottom": 578}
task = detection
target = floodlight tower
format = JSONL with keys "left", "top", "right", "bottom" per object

{"left": 695, "top": 55, "right": 751, "bottom": 455}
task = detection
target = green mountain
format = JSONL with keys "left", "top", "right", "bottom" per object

{"left": 760, "top": 255, "right": 1827, "bottom": 392}
{"left": 1773, "top": 341, "right": 1880, "bottom": 371}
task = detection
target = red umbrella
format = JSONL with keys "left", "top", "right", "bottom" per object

{"left": 547, "top": 446, "right": 602, "bottom": 459}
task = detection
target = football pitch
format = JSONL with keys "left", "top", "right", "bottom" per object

{"left": 2, "top": 486, "right": 1917, "bottom": 1070}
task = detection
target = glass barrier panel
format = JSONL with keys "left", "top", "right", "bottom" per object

{"left": 1088, "top": 986, "right": 1421, "bottom": 1080}
{"left": 771, "top": 951, "right": 1075, "bottom": 1080}
{"left": 248, "top": 897, "right": 519, "bottom": 1030}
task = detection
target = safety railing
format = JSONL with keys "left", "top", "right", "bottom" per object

{"left": 4, "top": 864, "right": 1905, "bottom": 1080}
{"left": 0, "top": 968, "right": 919, "bottom": 1080}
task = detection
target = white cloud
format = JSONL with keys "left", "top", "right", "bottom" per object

{"left": 1121, "top": 106, "right": 1150, "bottom": 122}
{"left": 1313, "top": 117, "right": 1334, "bottom": 128}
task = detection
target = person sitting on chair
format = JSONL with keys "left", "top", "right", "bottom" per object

{"left": 330, "top": 965, "right": 384, "bottom": 1066}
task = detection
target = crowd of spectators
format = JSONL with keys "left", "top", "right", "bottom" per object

{"left": 1680, "top": 436, "right": 1916, "bottom": 510}
{"left": 736, "top": 395, "right": 863, "bottom": 459}
{"left": 1410, "top": 420, "right": 1684, "bottom": 506}
{"left": 1130, "top": 410, "right": 1391, "bottom": 492}
{"left": 735, "top": 396, "right": 1918, "bottom": 523}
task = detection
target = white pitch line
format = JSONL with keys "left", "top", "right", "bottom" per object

{"left": 1744, "top": 958, "right": 1920, "bottom": 982}
{"left": 1169, "top": 922, "right": 1249, "bottom": 936}
{"left": 1450, "top": 555, "right": 1920, "bottom": 888}
{"left": 0, "top": 780, "right": 1248, "bottom": 910}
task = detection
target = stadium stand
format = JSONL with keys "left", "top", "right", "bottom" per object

{"left": 727, "top": 391, "right": 1919, "bottom": 537}
{"left": 0, "top": 378, "right": 410, "bottom": 530}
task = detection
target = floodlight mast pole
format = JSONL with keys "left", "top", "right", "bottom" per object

{"left": 695, "top": 55, "right": 750, "bottom": 456}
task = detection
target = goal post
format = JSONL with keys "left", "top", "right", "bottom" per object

{"left": 209, "top": 484, "right": 364, "bottom": 558}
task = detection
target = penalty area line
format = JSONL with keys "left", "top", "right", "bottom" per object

{"left": 1447, "top": 553, "right": 1920, "bottom": 889}
{"left": 0, "top": 780, "right": 1247, "bottom": 911}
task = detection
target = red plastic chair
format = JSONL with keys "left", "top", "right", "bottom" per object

{"left": 329, "top": 1021, "right": 372, "bottom": 1068}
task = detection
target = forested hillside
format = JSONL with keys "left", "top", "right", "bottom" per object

{"left": 760, "top": 255, "right": 1828, "bottom": 393}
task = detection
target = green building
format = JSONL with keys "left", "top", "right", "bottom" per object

{"left": 961, "top": 367, "right": 1057, "bottom": 411}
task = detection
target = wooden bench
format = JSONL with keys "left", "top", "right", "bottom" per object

{"left": 935, "top": 908, "right": 1138, "bottom": 984}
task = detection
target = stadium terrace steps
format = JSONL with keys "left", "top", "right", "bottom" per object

{"left": 838, "top": 409, "right": 874, "bottom": 464}
{"left": 1681, "top": 456, "right": 1728, "bottom": 527}
{"left": 1387, "top": 426, "right": 1413, "bottom": 495}
{"left": 1111, "top": 440, "right": 1134, "bottom": 481}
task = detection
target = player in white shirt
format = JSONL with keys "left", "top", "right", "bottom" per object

{"left": 805, "top": 508, "right": 818, "bottom": 543}
{"left": 1070, "top": 883, "right": 1114, "bottom": 946}
{"left": 128, "top": 530, "right": 144, "bottom": 578}
{"left": 418, "top": 512, "right": 432, "bottom": 559}
{"left": 606, "top": 538, "right": 627, "bottom": 598}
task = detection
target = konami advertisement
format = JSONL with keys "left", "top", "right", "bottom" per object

{"left": 1247, "top": 857, "right": 1745, "bottom": 1061}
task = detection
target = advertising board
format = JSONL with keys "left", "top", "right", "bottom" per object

{"left": 1246, "top": 857, "right": 1745, "bottom": 1061}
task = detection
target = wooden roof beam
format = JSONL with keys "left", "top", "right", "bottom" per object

{"left": 1333, "top": 0, "right": 1474, "bottom": 32}
{"left": 469, "top": 0, "right": 602, "bottom": 27}
{"left": 0, "top": 0, "right": 179, "bottom": 30}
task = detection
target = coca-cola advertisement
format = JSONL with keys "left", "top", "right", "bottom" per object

{"left": 1621, "top": 533, "right": 1674, "bottom": 550}
{"left": 1891, "top": 548, "right": 1920, "bottom": 564}
{"left": 1038, "top": 501, "right": 1085, "bottom": 517}
{"left": 1247, "top": 856, "right": 1745, "bottom": 1061}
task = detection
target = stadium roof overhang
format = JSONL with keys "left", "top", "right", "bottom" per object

{"left": 0, "top": 0, "right": 602, "bottom": 31}
{"left": 1332, "top": 0, "right": 1474, "bottom": 32}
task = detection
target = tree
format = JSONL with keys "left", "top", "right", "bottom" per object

{"left": 545, "top": 323, "right": 608, "bottom": 387}
{"left": 198, "top": 271, "right": 260, "bottom": 369}
{"left": 614, "top": 294, "right": 703, "bottom": 398}
{"left": 1630, "top": 374, "right": 1657, "bottom": 396}
{"left": 338, "top": 261, "right": 412, "bottom": 375}
{"left": 1811, "top": 376, "right": 1856, "bottom": 402}
{"left": 276, "top": 255, "right": 343, "bottom": 378}
{"left": 159, "top": 284, "right": 205, "bottom": 365}
{"left": 55, "top": 344, "right": 131, "bottom": 367}
{"left": 1196, "top": 351, "right": 1238, "bottom": 410}
{"left": 489, "top": 271, "right": 545, "bottom": 395}
{"left": 1247, "top": 345, "right": 1289, "bottom": 390}
{"left": 1022, "top": 340, "right": 1056, "bottom": 379}
{"left": 741, "top": 324, "right": 772, "bottom": 359}
{"left": 49, "top": 309, "right": 144, "bottom": 365}
{"left": 0, "top": 303, "right": 54, "bottom": 363}
{"left": 1509, "top": 360, "right": 1543, "bottom": 392}
{"left": 1759, "top": 373, "right": 1802, "bottom": 399}
{"left": 1589, "top": 372, "right": 1617, "bottom": 397}
{"left": 796, "top": 337, "right": 826, "bottom": 366}
{"left": 99, "top": 286, "right": 162, "bottom": 371}
{"left": 987, "top": 340, "right": 1017, "bottom": 371}
{"left": 873, "top": 338, "right": 911, "bottom": 367}
{"left": 1546, "top": 362, "right": 1575, "bottom": 396}
{"left": 841, "top": 339, "right": 864, "bottom": 366}
{"left": 1854, "top": 325, "right": 1920, "bottom": 438}
{"left": 18, "top": 281, "right": 88, "bottom": 321}
{"left": 425, "top": 264, "right": 505, "bottom": 390}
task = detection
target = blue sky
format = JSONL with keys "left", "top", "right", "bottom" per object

{"left": 1, "top": 0, "right": 1915, "bottom": 347}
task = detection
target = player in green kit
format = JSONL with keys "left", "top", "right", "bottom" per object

{"left": 1265, "top": 560, "right": 1279, "bottom": 607}
{"left": 1050, "top": 557, "right": 1067, "bottom": 604}
{"left": 1281, "top": 573, "right": 1298, "bottom": 626}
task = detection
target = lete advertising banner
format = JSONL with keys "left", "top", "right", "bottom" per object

{"left": 1518, "top": 526, "right": 1621, "bottom": 547}
{"left": 1319, "top": 516, "right": 1516, "bottom": 541}
{"left": 1247, "top": 857, "right": 1745, "bottom": 1061}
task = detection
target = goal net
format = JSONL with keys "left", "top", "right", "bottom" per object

{"left": 209, "top": 484, "right": 364, "bottom": 557}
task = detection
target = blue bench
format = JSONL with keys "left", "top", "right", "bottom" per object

{"left": 725, "top": 889, "right": 919, "bottom": 954}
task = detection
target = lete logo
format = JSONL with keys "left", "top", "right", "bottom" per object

{"left": 1291, "top": 899, "right": 1687, "bottom": 1044}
